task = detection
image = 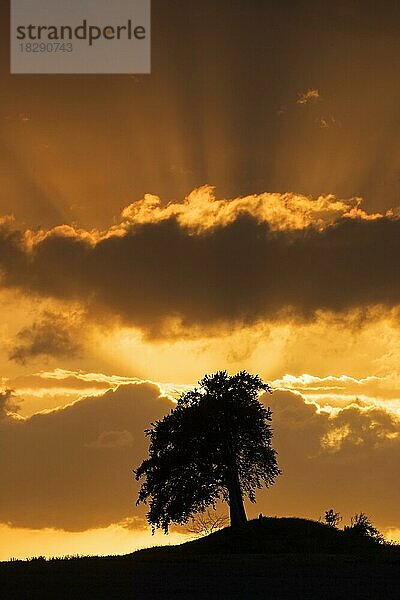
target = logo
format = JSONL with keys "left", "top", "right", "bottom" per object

{"left": 11, "top": 0, "right": 151, "bottom": 74}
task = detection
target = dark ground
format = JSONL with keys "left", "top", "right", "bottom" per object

{"left": 1, "top": 518, "right": 399, "bottom": 599}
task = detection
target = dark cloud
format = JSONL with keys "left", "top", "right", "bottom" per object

{"left": 0, "top": 382, "right": 398, "bottom": 532}
{"left": 85, "top": 430, "right": 134, "bottom": 449}
{"left": 0, "top": 389, "right": 19, "bottom": 421}
{"left": 0, "top": 383, "right": 172, "bottom": 531}
{"left": 8, "top": 311, "right": 82, "bottom": 364}
{"left": 1, "top": 214, "right": 400, "bottom": 336}
{"left": 262, "top": 390, "right": 400, "bottom": 527}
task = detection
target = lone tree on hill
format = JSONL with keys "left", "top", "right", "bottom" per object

{"left": 134, "top": 370, "right": 281, "bottom": 532}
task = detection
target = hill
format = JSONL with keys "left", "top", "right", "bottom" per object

{"left": 1, "top": 517, "right": 399, "bottom": 599}
{"left": 132, "top": 516, "right": 393, "bottom": 558}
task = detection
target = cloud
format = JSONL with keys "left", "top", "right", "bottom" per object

{"left": 0, "top": 190, "right": 399, "bottom": 337}
{"left": 35, "top": 368, "right": 141, "bottom": 388}
{"left": 0, "top": 381, "right": 398, "bottom": 533}
{"left": 271, "top": 373, "right": 400, "bottom": 412}
{"left": 0, "top": 389, "right": 20, "bottom": 421}
{"left": 297, "top": 89, "right": 320, "bottom": 105}
{"left": 7, "top": 368, "right": 186, "bottom": 413}
{"left": 4, "top": 367, "right": 190, "bottom": 418}
{"left": 121, "top": 186, "right": 375, "bottom": 232}
{"left": 263, "top": 390, "right": 400, "bottom": 528}
{"left": 85, "top": 430, "right": 134, "bottom": 449}
{"left": 317, "top": 116, "right": 336, "bottom": 129}
{"left": 8, "top": 311, "right": 83, "bottom": 364}
{"left": 0, "top": 382, "right": 173, "bottom": 531}
{"left": 273, "top": 373, "right": 382, "bottom": 394}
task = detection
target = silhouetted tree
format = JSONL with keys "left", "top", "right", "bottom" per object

{"left": 322, "top": 509, "right": 342, "bottom": 528}
{"left": 134, "top": 370, "right": 280, "bottom": 532}
{"left": 344, "top": 512, "right": 384, "bottom": 543}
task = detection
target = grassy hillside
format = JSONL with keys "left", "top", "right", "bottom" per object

{"left": 1, "top": 518, "right": 399, "bottom": 599}
{"left": 133, "top": 516, "right": 395, "bottom": 558}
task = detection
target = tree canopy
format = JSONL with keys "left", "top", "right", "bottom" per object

{"left": 134, "top": 370, "right": 281, "bottom": 532}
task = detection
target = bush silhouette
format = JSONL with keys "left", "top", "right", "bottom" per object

{"left": 344, "top": 512, "right": 384, "bottom": 543}
{"left": 322, "top": 509, "right": 342, "bottom": 528}
{"left": 186, "top": 509, "right": 229, "bottom": 537}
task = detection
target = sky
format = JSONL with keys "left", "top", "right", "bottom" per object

{"left": 1, "top": 0, "right": 400, "bottom": 559}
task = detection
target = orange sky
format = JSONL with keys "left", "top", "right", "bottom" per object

{"left": 1, "top": 0, "right": 400, "bottom": 559}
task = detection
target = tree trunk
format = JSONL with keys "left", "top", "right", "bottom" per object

{"left": 227, "top": 465, "right": 247, "bottom": 528}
